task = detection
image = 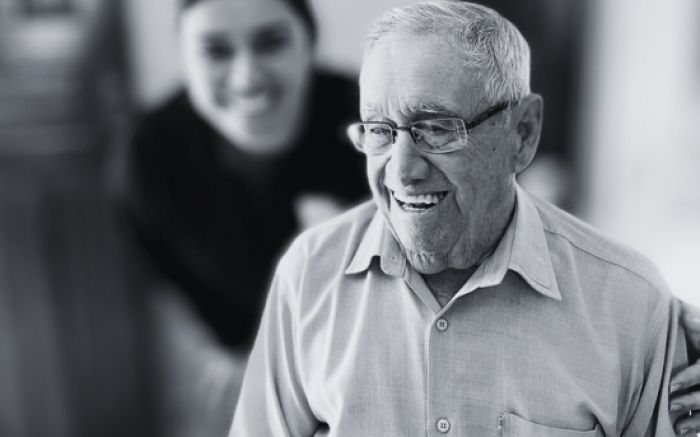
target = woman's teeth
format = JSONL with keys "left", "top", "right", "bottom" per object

{"left": 232, "top": 92, "right": 274, "bottom": 114}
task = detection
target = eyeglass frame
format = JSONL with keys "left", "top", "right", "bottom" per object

{"left": 347, "top": 101, "right": 511, "bottom": 155}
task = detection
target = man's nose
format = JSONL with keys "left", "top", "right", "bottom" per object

{"left": 228, "top": 51, "right": 265, "bottom": 92}
{"left": 387, "top": 131, "right": 430, "bottom": 185}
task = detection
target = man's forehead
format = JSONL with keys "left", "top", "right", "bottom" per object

{"left": 359, "top": 34, "right": 486, "bottom": 117}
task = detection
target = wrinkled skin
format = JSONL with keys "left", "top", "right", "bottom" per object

{"left": 360, "top": 34, "right": 541, "bottom": 294}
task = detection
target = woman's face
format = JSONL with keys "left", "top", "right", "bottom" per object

{"left": 180, "top": 0, "right": 313, "bottom": 154}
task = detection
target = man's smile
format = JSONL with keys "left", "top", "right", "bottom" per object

{"left": 389, "top": 189, "right": 448, "bottom": 212}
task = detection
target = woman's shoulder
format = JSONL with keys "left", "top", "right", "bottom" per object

{"left": 130, "top": 90, "right": 218, "bottom": 166}
{"left": 313, "top": 69, "right": 357, "bottom": 94}
{"left": 309, "top": 69, "right": 359, "bottom": 119}
{"left": 135, "top": 90, "right": 200, "bottom": 140}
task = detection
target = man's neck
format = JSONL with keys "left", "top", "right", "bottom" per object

{"left": 422, "top": 194, "right": 517, "bottom": 307}
{"left": 423, "top": 267, "right": 478, "bottom": 307}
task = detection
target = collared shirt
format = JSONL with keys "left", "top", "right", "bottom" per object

{"left": 229, "top": 186, "right": 686, "bottom": 437}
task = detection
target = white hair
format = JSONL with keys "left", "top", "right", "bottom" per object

{"left": 364, "top": 0, "right": 531, "bottom": 105}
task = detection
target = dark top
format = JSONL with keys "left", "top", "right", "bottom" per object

{"left": 121, "top": 71, "right": 367, "bottom": 348}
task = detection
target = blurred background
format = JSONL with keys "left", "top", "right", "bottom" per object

{"left": 0, "top": 0, "right": 698, "bottom": 436}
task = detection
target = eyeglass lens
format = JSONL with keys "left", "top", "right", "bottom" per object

{"left": 357, "top": 119, "right": 466, "bottom": 153}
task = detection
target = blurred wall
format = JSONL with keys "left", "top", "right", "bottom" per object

{"left": 122, "top": 0, "right": 179, "bottom": 109}
{"left": 311, "top": 0, "right": 418, "bottom": 73}
{"left": 0, "top": 1, "right": 147, "bottom": 436}
{"left": 580, "top": 0, "right": 700, "bottom": 305}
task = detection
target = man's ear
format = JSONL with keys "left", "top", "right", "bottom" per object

{"left": 512, "top": 93, "right": 543, "bottom": 174}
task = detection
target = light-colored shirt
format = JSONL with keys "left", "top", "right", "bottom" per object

{"left": 229, "top": 186, "right": 686, "bottom": 436}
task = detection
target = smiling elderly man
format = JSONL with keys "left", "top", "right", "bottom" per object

{"left": 229, "top": 1, "right": 689, "bottom": 436}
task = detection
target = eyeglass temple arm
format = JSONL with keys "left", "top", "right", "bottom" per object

{"left": 464, "top": 101, "right": 510, "bottom": 131}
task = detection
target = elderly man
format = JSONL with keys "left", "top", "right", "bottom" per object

{"left": 230, "top": 1, "right": 693, "bottom": 435}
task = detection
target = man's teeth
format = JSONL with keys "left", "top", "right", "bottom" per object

{"left": 392, "top": 191, "right": 447, "bottom": 208}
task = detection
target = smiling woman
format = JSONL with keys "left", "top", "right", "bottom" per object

{"left": 115, "top": 0, "right": 368, "bottom": 435}
{"left": 179, "top": 0, "right": 314, "bottom": 154}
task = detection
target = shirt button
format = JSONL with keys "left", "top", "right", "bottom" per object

{"left": 436, "top": 418, "right": 451, "bottom": 433}
{"left": 436, "top": 318, "right": 449, "bottom": 332}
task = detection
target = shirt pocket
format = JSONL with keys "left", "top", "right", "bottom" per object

{"left": 498, "top": 413, "right": 604, "bottom": 437}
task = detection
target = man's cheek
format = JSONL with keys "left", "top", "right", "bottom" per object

{"left": 367, "top": 161, "right": 389, "bottom": 206}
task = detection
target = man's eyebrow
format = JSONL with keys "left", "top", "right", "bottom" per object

{"left": 409, "top": 102, "right": 460, "bottom": 116}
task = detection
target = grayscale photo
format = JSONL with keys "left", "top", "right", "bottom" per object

{"left": 0, "top": 0, "right": 699, "bottom": 436}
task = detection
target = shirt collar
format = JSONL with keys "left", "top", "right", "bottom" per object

{"left": 344, "top": 184, "right": 561, "bottom": 300}
{"left": 345, "top": 211, "right": 406, "bottom": 277}
{"left": 507, "top": 184, "right": 561, "bottom": 300}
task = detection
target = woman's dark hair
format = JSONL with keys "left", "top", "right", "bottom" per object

{"left": 180, "top": 0, "right": 317, "bottom": 42}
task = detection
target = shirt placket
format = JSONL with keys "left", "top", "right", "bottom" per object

{"left": 426, "top": 307, "right": 459, "bottom": 436}
{"left": 405, "top": 263, "right": 506, "bottom": 437}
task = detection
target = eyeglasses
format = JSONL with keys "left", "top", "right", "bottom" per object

{"left": 346, "top": 101, "right": 510, "bottom": 155}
